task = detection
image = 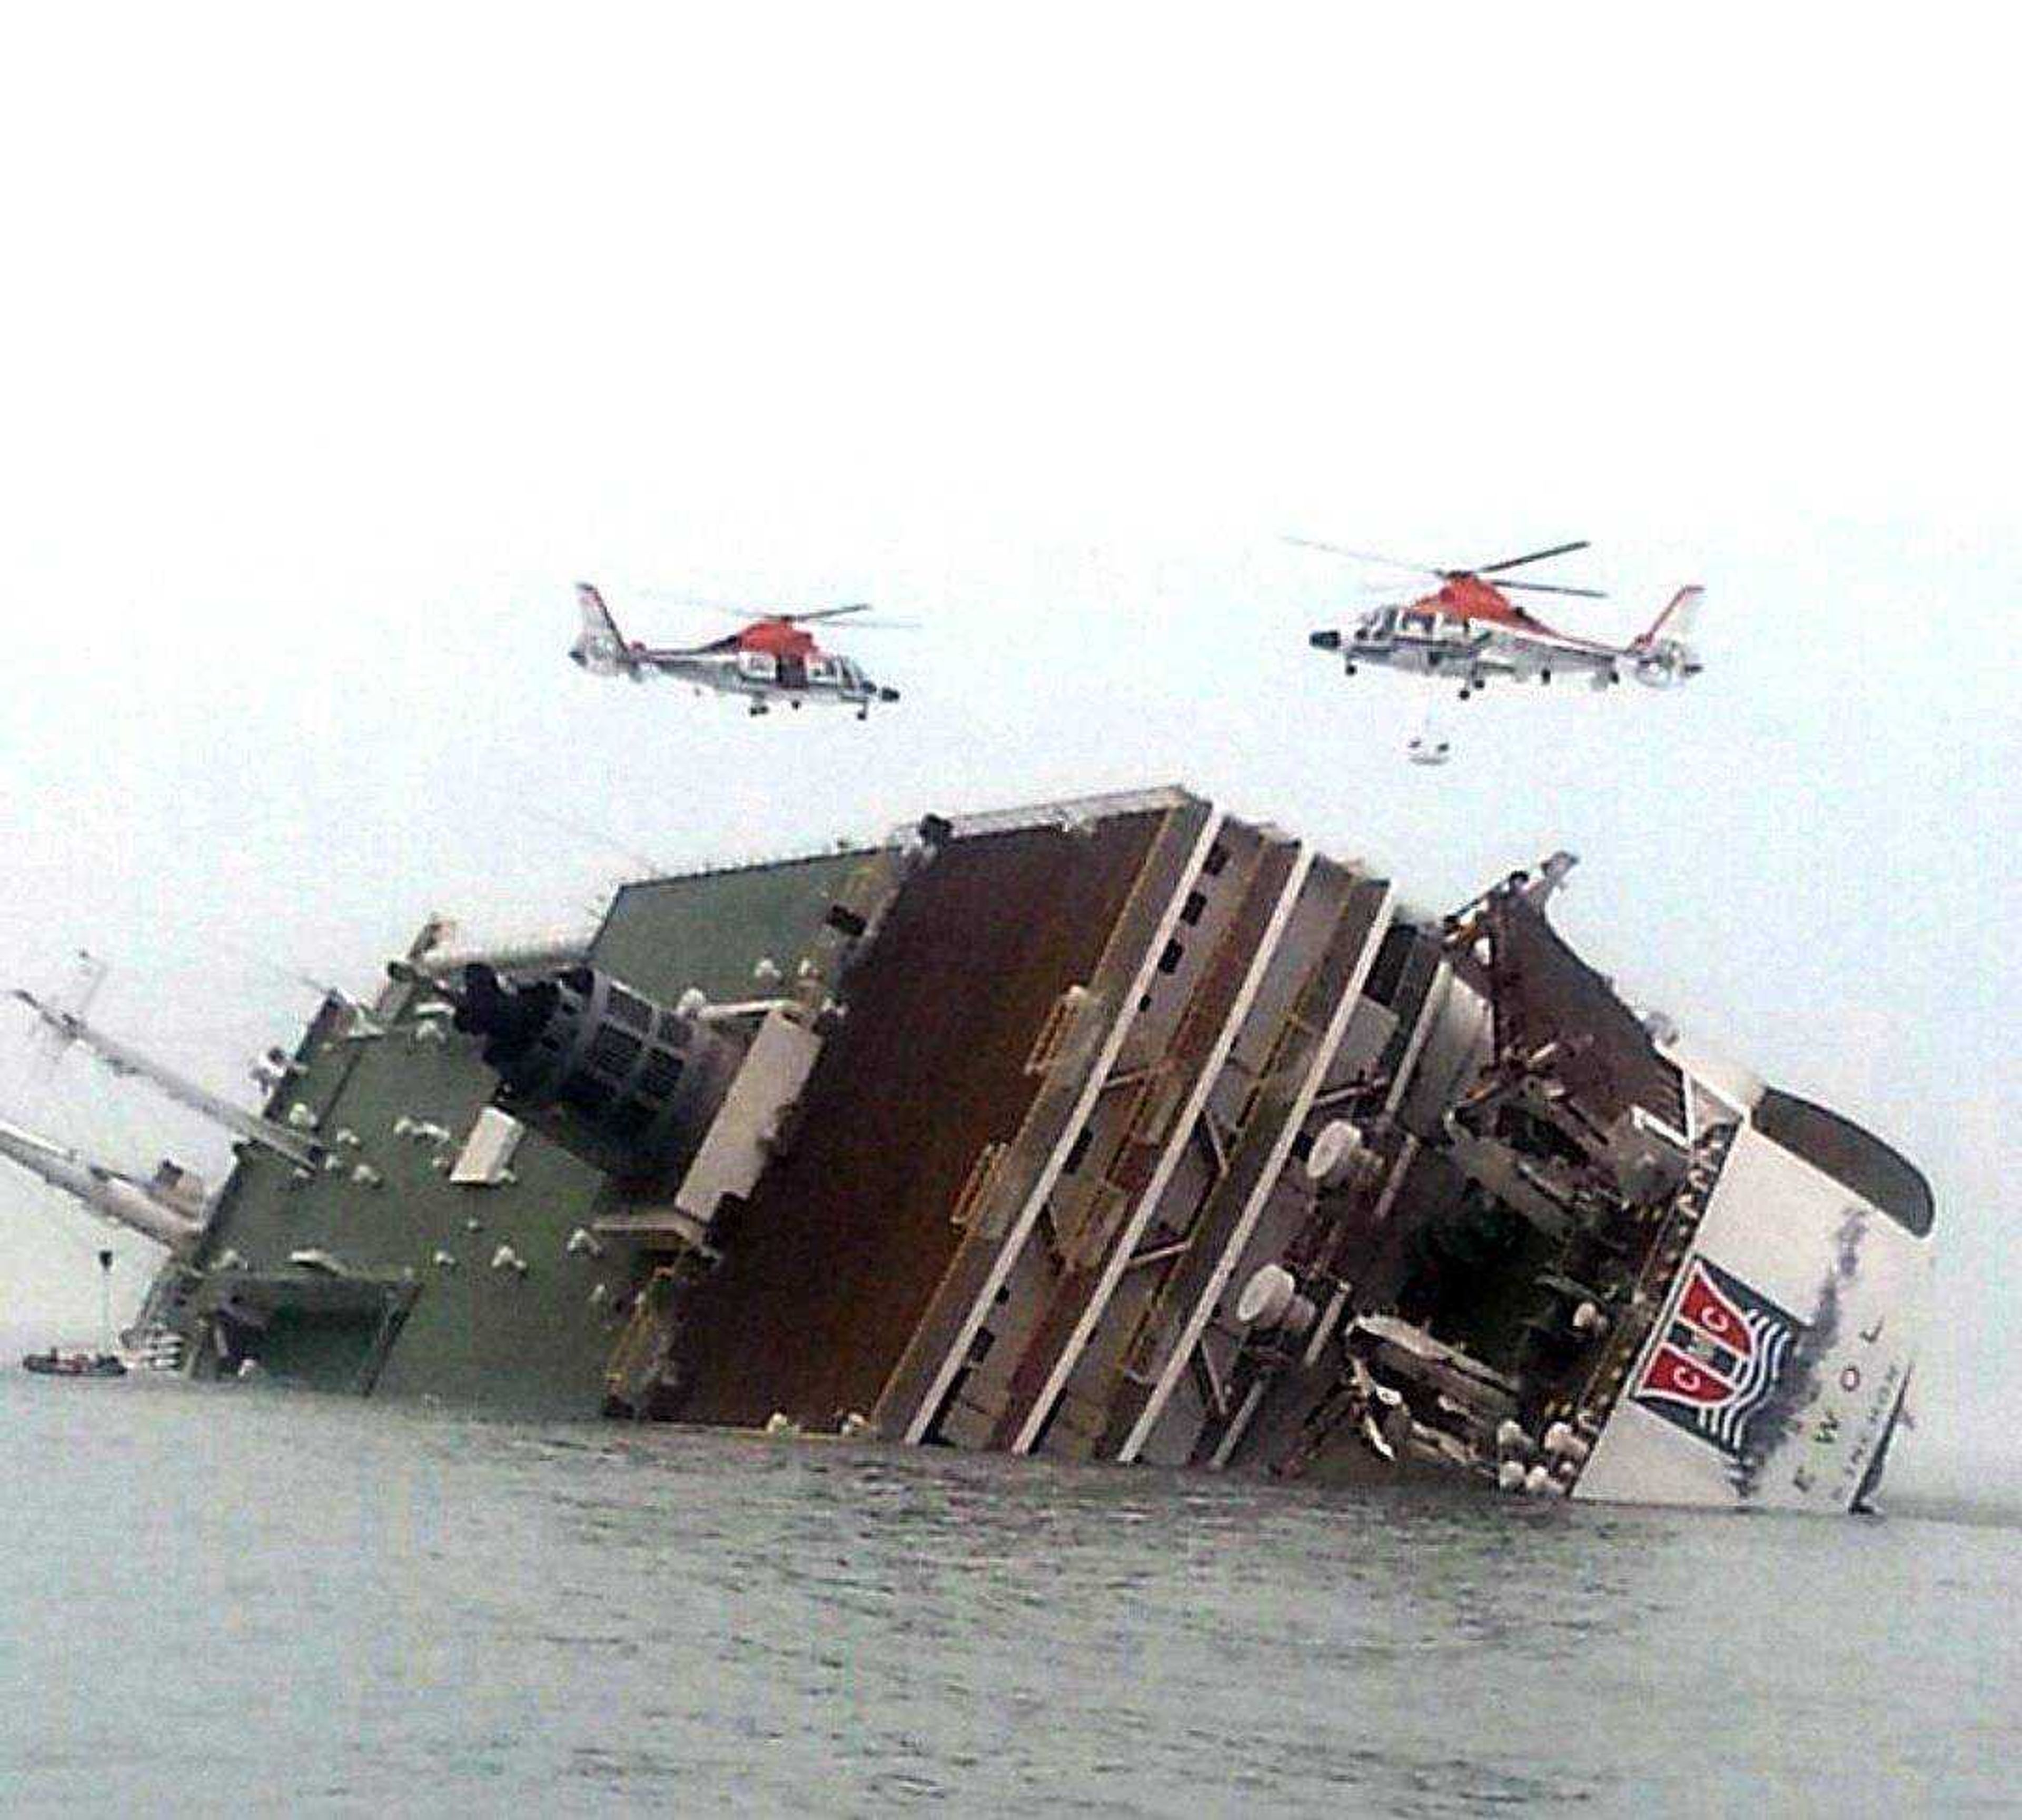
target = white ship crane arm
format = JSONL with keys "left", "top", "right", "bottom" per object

{"left": 0, "top": 1116, "right": 204, "bottom": 1254}
{"left": 8, "top": 989, "right": 321, "bottom": 1170}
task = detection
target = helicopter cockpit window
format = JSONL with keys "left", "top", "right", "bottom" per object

{"left": 1401, "top": 611, "right": 1435, "bottom": 636}
{"left": 1359, "top": 607, "right": 1397, "bottom": 637}
{"left": 737, "top": 650, "right": 778, "bottom": 681}
{"left": 837, "top": 658, "right": 864, "bottom": 688}
{"left": 807, "top": 655, "right": 837, "bottom": 684}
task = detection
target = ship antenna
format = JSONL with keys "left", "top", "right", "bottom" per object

{"left": 98, "top": 1248, "right": 115, "bottom": 1359}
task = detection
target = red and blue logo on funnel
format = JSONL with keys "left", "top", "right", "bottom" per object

{"left": 1633, "top": 1258, "right": 1805, "bottom": 1459}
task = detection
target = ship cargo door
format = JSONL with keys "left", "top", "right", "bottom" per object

{"left": 196, "top": 1274, "right": 421, "bottom": 1396}
{"left": 252, "top": 1308, "right": 388, "bottom": 1390}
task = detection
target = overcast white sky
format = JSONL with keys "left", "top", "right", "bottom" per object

{"left": 1, "top": 7, "right": 2014, "bottom": 1489}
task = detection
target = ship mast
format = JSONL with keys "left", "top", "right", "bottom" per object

{"left": 0, "top": 1115, "right": 207, "bottom": 1254}
{"left": 9, "top": 987, "right": 322, "bottom": 1170}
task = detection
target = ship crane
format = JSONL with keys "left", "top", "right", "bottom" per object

{"left": 0, "top": 1115, "right": 207, "bottom": 1255}
{"left": 9, "top": 987, "right": 324, "bottom": 1171}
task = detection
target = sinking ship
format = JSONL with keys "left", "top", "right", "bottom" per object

{"left": 9, "top": 787, "right": 1931, "bottom": 1512}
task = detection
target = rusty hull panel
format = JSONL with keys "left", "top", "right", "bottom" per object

{"left": 873, "top": 800, "right": 1218, "bottom": 1439}
{"left": 662, "top": 810, "right": 1169, "bottom": 1428}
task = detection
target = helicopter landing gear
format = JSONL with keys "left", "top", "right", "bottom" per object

{"left": 1540, "top": 669, "right": 1552, "bottom": 686}
{"left": 1344, "top": 662, "right": 1357, "bottom": 677}
{"left": 749, "top": 700, "right": 769, "bottom": 717}
{"left": 857, "top": 706, "right": 870, "bottom": 722}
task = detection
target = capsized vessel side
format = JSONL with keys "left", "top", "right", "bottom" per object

{"left": 115, "top": 785, "right": 1930, "bottom": 1514}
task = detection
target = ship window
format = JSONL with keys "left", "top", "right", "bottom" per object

{"left": 560, "top": 1073, "right": 612, "bottom": 1117}
{"left": 1157, "top": 938, "right": 1185, "bottom": 975}
{"left": 606, "top": 986, "right": 651, "bottom": 1033}
{"left": 640, "top": 1049, "right": 686, "bottom": 1099}
{"left": 1203, "top": 845, "right": 1230, "bottom": 877}
{"left": 1753, "top": 1090, "right": 1934, "bottom": 1236}
{"left": 588, "top": 1026, "right": 642, "bottom": 1079}
{"left": 1064, "top": 1127, "right": 1095, "bottom": 1175}
{"left": 1180, "top": 889, "right": 1207, "bottom": 926}
{"left": 1364, "top": 925, "right": 1418, "bottom": 1010}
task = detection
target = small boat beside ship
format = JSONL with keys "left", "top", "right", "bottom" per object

{"left": 15, "top": 1245, "right": 135, "bottom": 1380}
{"left": 22, "top": 1348, "right": 127, "bottom": 1379}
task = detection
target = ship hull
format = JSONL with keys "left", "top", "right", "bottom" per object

{"left": 136, "top": 786, "right": 1932, "bottom": 1515}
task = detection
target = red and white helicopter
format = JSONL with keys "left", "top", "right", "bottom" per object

{"left": 1295, "top": 538, "right": 1704, "bottom": 700}
{"left": 570, "top": 584, "right": 905, "bottom": 718}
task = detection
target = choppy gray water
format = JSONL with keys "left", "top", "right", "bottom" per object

{"left": 2, "top": 1374, "right": 2015, "bottom": 1816}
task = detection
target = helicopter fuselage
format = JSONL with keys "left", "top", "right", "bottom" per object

{"left": 1312, "top": 584, "right": 1701, "bottom": 699}
{"left": 569, "top": 587, "right": 901, "bottom": 717}
{"left": 639, "top": 645, "right": 899, "bottom": 713}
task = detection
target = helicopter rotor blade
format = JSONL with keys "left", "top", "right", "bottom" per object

{"left": 755, "top": 606, "right": 918, "bottom": 630}
{"left": 1282, "top": 537, "right": 1444, "bottom": 579}
{"left": 633, "top": 590, "right": 758, "bottom": 613}
{"left": 778, "top": 602, "right": 875, "bottom": 624}
{"left": 632, "top": 594, "right": 899, "bottom": 627}
{"left": 616, "top": 590, "right": 920, "bottom": 634}
{"left": 635, "top": 602, "right": 865, "bottom": 631}
{"left": 1490, "top": 579, "right": 1609, "bottom": 599}
{"left": 1471, "top": 540, "right": 1592, "bottom": 576}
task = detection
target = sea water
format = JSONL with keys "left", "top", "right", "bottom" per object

{"left": 1, "top": 1373, "right": 2014, "bottom": 1815}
